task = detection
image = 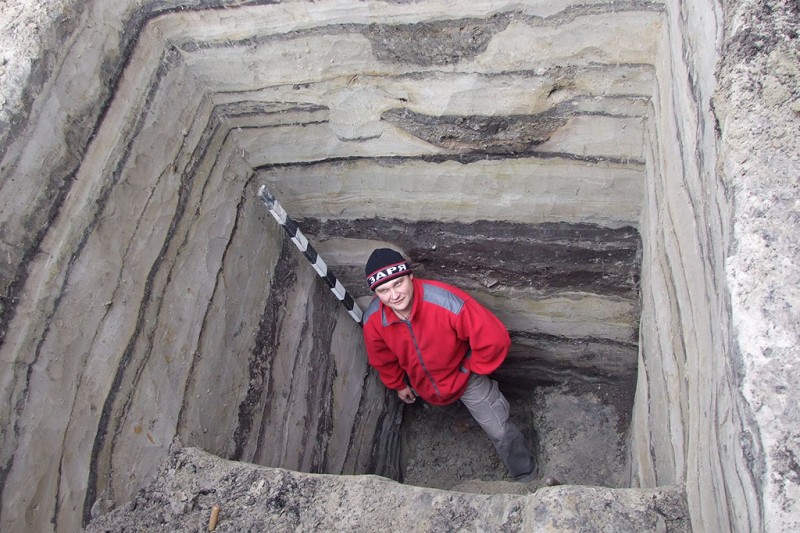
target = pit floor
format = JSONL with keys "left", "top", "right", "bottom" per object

{"left": 400, "top": 379, "right": 632, "bottom": 492}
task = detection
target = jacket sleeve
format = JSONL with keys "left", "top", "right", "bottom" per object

{"left": 363, "top": 325, "right": 407, "bottom": 391}
{"left": 455, "top": 297, "right": 510, "bottom": 375}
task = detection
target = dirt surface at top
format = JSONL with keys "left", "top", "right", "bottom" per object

{"left": 1, "top": 0, "right": 75, "bottom": 125}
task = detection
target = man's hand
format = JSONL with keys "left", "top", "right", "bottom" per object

{"left": 397, "top": 386, "right": 416, "bottom": 404}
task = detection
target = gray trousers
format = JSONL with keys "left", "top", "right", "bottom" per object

{"left": 459, "top": 373, "right": 537, "bottom": 480}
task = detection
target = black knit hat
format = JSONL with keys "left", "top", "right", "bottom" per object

{"left": 365, "top": 248, "right": 412, "bottom": 291}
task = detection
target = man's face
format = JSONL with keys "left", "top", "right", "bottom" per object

{"left": 374, "top": 274, "right": 414, "bottom": 315}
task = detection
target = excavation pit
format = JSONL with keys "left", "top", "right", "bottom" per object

{"left": 2, "top": 1, "right": 798, "bottom": 532}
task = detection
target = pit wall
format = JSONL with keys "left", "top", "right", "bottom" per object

{"left": 630, "top": 0, "right": 775, "bottom": 531}
{"left": 0, "top": 65, "right": 391, "bottom": 528}
{"left": 0, "top": 3, "right": 396, "bottom": 531}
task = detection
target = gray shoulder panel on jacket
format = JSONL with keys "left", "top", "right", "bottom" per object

{"left": 363, "top": 297, "right": 381, "bottom": 325}
{"left": 422, "top": 283, "right": 465, "bottom": 315}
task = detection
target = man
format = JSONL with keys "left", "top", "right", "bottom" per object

{"left": 361, "top": 247, "right": 547, "bottom": 483}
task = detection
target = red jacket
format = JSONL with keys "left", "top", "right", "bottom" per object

{"left": 362, "top": 277, "right": 510, "bottom": 405}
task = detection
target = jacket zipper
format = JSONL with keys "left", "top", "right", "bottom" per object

{"left": 402, "top": 319, "right": 442, "bottom": 400}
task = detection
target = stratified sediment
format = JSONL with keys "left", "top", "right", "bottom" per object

{"left": 0, "top": 1, "right": 797, "bottom": 532}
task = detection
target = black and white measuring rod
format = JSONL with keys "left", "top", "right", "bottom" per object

{"left": 257, "top": 185, "right": 363, "bottom": 325}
